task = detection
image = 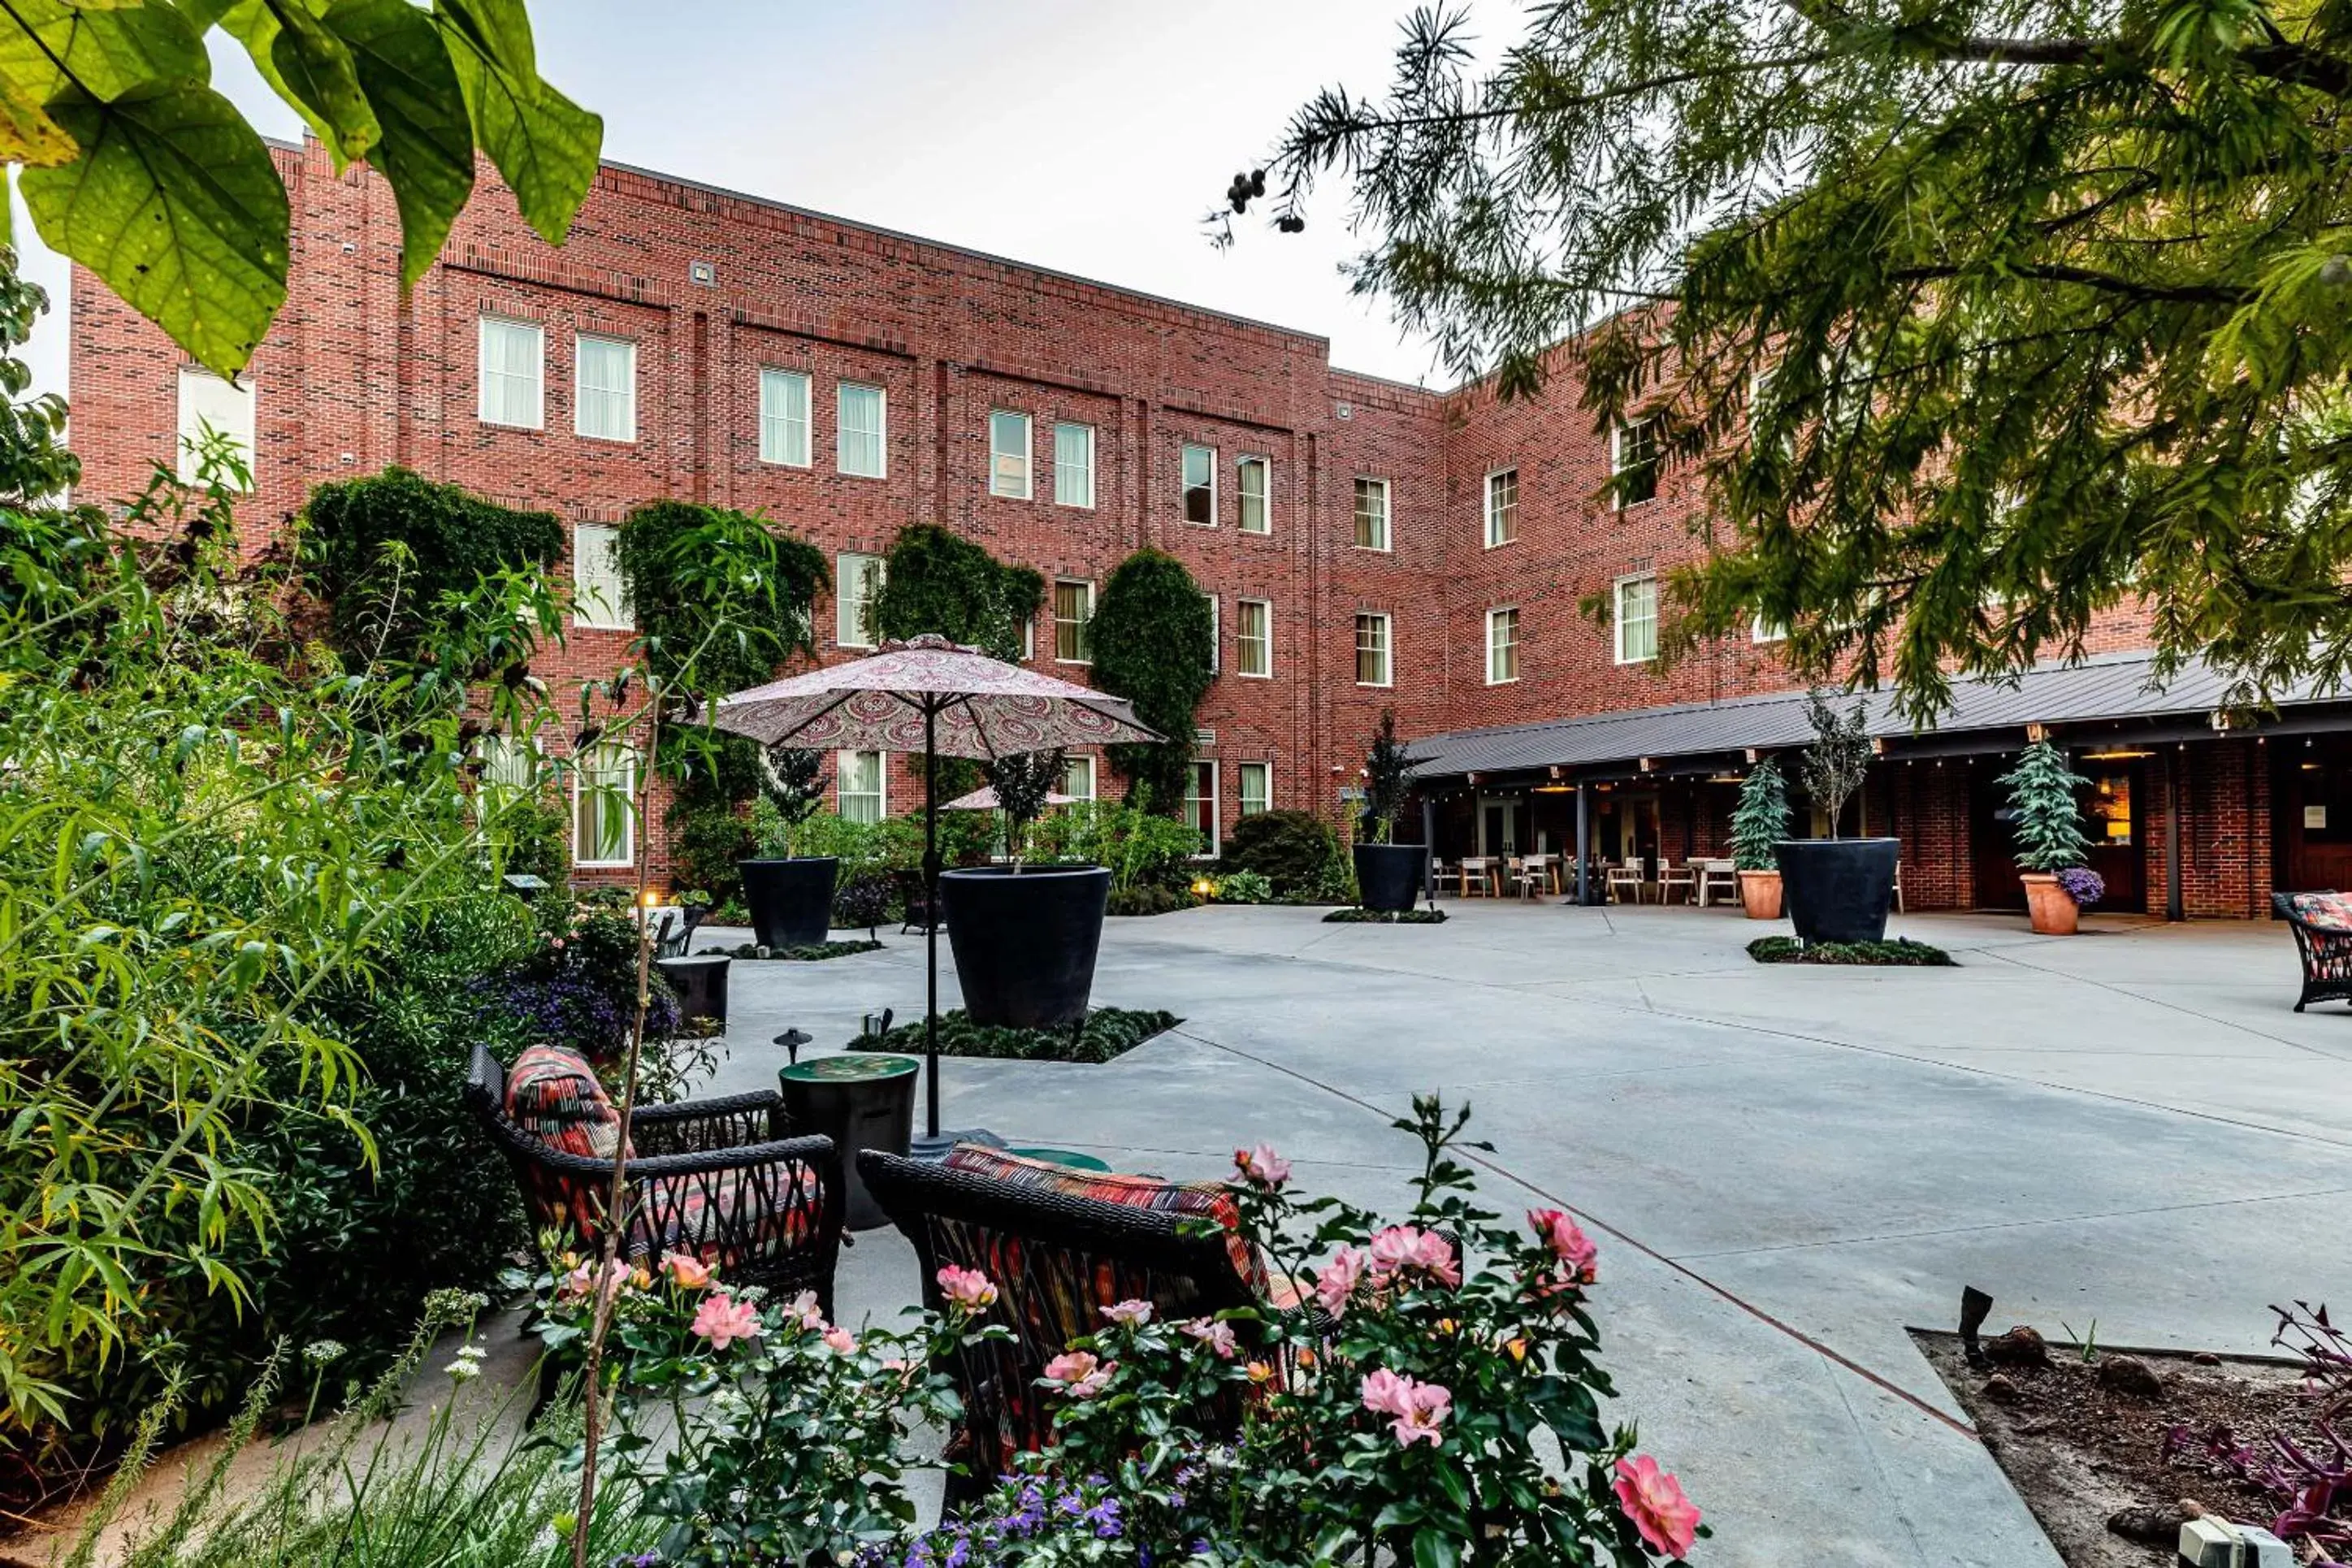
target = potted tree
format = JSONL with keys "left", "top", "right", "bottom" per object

{"left": 1776, "top": 691, "right": 1902, "bottom": 943}
{"left": 1730, "top": 758, "right": 1790, "bottom": 919}
{"left": 942, "top": 748, "right": 1112, "bottom": 1028}
{"left": 1999, "top": 739, "right": 2096, "bottom": 934}
{"left": 739, "top": 743, "right": 838, "bottom": 951}
{"left": 1352, "top": 711, "right": 1423, "bottom": 912}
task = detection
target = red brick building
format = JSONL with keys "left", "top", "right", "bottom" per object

{"left": 65, "top": 138, "right": 2352, "bottom": 916}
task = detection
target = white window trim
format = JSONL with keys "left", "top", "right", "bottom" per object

{"left": 1181, "top": 443, "right": 1217, "bottom": 527}
{"left": 1204, "top": 592, "right": 1220, "bottom": 675}
{"left": 1063, "top": 754, "right": 1097, "bottom": 801}
{"left": 760, "top": 367, "right": 812, "bottom": 467}
{"left": 837, "top": 552, "right": 886, "bottom": 649}
{"left": 1614, "top": 574, "right": 1658, "bottom": 665}
{"left": 476, "top": 315, "right": 544, "bottom": 431}
{"left": 1612, "top": 420, "right": 1660, "bottom": 510}
{"left": 990, "top": 409, "right": 1033, "bottom": 500}
{"left": 1484, "top": 467, "right": 1518, "bottom": 548}
{"left": 1188, "top": 761, "right": 1221, "bottom": 858}
{"left": 1752, "top": 617, "right": 1787, "bottom": 644}
{"left": 1355, "top": 611, "right": 1394, "bottom": 689}
{"left": 838, "top": 748, "right": 888, "bottom": 821}
{"left": 1236, "top": 597, "right": 1273, "bottom": 679}
{"left": 572, "top": 522, "right": 632, "bottom": 631}
{"left": 1354, "top": 476, "right": 1392, "bottom": 552}
{"left": 1486, "top": 606, "right": 1520, "bottom": 686}
{"left": 1237, "top": 455, "right": 1271, "bottom": 535}
{"left": 1053, "top": 578, "right": 1094, "bottom": 665}
{"left": 838, "top": 381, "right": 888, "bottom": 479}
{"left": 1054, "top": 421, "right": 1096, "bottom": 509}
{"left": 574, "top": 334, "right": 638, "bottom": 444}
{"left": 176, "top": 366, "right": 257, "bottom": 487}
{"left": 571, "top": 743, "right": 638, "bottom": 868}
{"left": 1238, "top": 760, "right": 1272, "bottom": 817}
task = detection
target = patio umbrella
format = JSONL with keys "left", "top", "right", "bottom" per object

{"left": 939, "top": 784, "right": 1082, "bottom": 811}
{"left": 708, "top": 635, "right": 1160, "bottom": 1142}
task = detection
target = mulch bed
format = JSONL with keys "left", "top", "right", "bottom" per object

{"left": 1915, "top": 1329, "right": 2325, "bottom": 1565}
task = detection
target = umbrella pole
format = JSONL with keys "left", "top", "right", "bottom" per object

{"left": 924, "top": 702, "right": 941, "bottom": 1140}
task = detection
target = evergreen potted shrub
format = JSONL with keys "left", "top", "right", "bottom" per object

{"left": 1999, "top": 740, "right": 2095, "bottom": 934}
{"left": 1776, "top": 691, "right": 1902, "bottom": 943}
{"left": 739, "top": 744, "right": 838, "bottom": 951}
{"left": 942, "top": 749, "right": 1112, "bottom": 1028}
{"left": 1352, "top": 710, "right": 1424, "bottom": 912}
{"left": 1730, "top": 758, "right": 1790, "bottom": 919}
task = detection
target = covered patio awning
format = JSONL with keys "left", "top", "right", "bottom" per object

{"left": 1408, "top": 650, "right": 2352, "bottom": 786}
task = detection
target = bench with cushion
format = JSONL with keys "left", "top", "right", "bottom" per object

{"left": 466, "top": 1042, "right": 845, "bottom": 1314}
{"left": 2274, "top": 890, "right": 2352, "bottom": 1012}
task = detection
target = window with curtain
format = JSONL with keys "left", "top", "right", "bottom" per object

{"left": 990, "top": 409, "right": 1032, "bottom": 498}
{"left": 477, "top": 317, "right": 543, "bottom": 429}
{"left": 1063, "top": 755, "right": 1096, "bottom": 801}
{"left": 1202, "top": 592, "right": 1220, "bottom": 674}
{"left": 1236, "top": 599, "right": 1271, "bottom": 677}
{"left": 1238, "top": 761, "right": 1271, "bottom": 817}
{"left": 1054, "top": 422, "right": 1094, "bottom": 507}
{"left": 574, "top": 523, "right": 631, "bottom": 630}
{"left": 837, "top": 552, "right": 885, "bottom": 648}
{"left": 1615, "top": 575, "right": 1658, "bottom": 663}
{"left": 838, "top": 382, "right": 886, "bottom": 477}
{"left": 1053, "top": 579, "right": 1093, "bottom": 662}
{"left": 1182, "top": 444, "right": 1215, "bottom": 525}
{"left": 1613, "top": 418, "right": 1660, "bottom": 507}
{"left": 1355, "top": 613, "right": 1392, "bottom": 687}
{"left": 1484, "top": 469, "right": 1518, "bottom": 547}
{"left": 760, "top": 368, "right": 811, "bottom": 466}
{"left": 572, "top": 742, "right": 638, "bottom": 866}
{"left": 1185, "top": 760, "right": 1219, "bottom": 855}
{"left": 1487, "top": 607, "right": 1520, "bottom": 683}
{"left": 176, "top": 367, "right": 256, "bottom": 486}
{"left": 838, "top": 750, "right": 886, "bottom": 822}
{"left": 1354, "top": 477, "right": 1390, "bottom": 550}
{"left": 1237, "top": 457, "right": 1270, "bottom": 533}
{"left": 574, "top": 335, "right": 636, "bottom": 442}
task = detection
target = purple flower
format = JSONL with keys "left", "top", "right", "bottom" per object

{"left": 2055, "top": 865, "right": 2106, "bottom": 907}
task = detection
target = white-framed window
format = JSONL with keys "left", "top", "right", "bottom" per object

{"left": 1486, "top": 606, "right": 1520, "bottom": 684}
{"left": 573, "top": 522, "right": 631, "bottom": 630}
{"left": 1355, "top": 612, "right": 1393, "bottom": 687}
{"left": 836, "top": 552, "right": 886, "bottom": 648}
{"left": 1063, "top": 755, "right": 1097, "bottom": 802}
{"left": 989, "top": 409, "right": 1032, "bottom": 499}
{"left": 760, "top": 368, "right": 812, "bottom": 466}
{"left": 1185, "top": 760, "right": 1219, "bottom": 856}
{"left": 1054, "top": 422, "right": 1095, "bottom": 508}
{"left": 1614, "top": 574, "right": 1658, "bottom": 664}
{"left": 1203, "top": 591, "right": 1220, "bottom": 675}
{"left": 1612, "top": 418, "right": 1659, "bottom": 508}
{"left": 1236, "top": 598, "right": 1271, "bottom": 678}
{"left": 838, "top": 749, "right": 886, "bottom": 824}
{"left": 1181, "top": 443, "right": 1215, "bottom": 526}
{"left": 478, "top": 732, "right": 543, "bottom": 793}
{"left": 1752, "top": 617, "right": 1787, "bottom": 644}
{"left": 574, "top": 334, "right": 637, "bottom": 443}
{"left": 175, "top": 366, "right": 256, "bottom": 486}
{"left": 1238, "top": 760, "right": 1271, "bottom": 817}
{"left": 1354, "top": 477, "right": 1390, "bottom": 552}
{"left": 838, "top": 382, "right": 886, "bottom": 477}
{"left": 476, "top": 316, "right": 543, "bottom": 429}
{"left": 1484, "top": 468, "right": 1518, "bottom": 548}
{"left": 1053, "top": 578, "right": 1093, "bottom": 663}
{"left": 1237, "top": 456, "right": 1271, "bottom": 534}
{"left": 571, "top": 741, "right": 638, "bottom": 867}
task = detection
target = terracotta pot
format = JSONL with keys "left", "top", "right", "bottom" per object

{"left": 2021, "top": 873, "right": 2078, "bottom": 935}
{"left": 1738, "top": 868, "right": 1783, "bottom": 920}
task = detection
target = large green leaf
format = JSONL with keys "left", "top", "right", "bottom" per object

{"left": 0, "top": 74, "right": 73, "bottom": 165}
{"left": 432, "top": 0, "right": 596, "bottom": 245}
{"left": 0, "top": 0, "right": 206, "bottom": 101}
{"left": 323, "top": 0, "right": 470, "bottom": 288}
{"left": 24, "top": 80, "right": 288, "bottom": 377}
{"left": 220, "top": 0, "right": 379, "bottom": 167}
{"left": 434, "top": 0, "right": 531, "bottom": 81}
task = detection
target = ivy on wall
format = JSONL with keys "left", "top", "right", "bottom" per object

{"left": 868, "top": 522, "right": 1045, "bottom": 663}
{"left": 1089, "top": 548, "right": 1215, "bottom": 814}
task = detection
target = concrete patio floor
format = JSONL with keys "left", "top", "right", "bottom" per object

{"left": 705, "top": 900, "right": 2352, "bottom": 1567}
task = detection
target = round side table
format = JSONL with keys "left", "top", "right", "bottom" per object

{"left": 778, "top": 1054, "right": 920, "bottom": 1231}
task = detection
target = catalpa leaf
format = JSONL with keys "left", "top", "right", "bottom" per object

{"left": 325, "top": 0, "right": 471, "bottom": 290}
{"left": 24, "top": 80, "right": 288, "bottom": 378}
{"left": 220, "top": 0, "right": 379, "bottom": 167}
{"left": 432, "top": 0, "right": 597, "bottom": 245}
{"left": 0, "top": 0, "right": 206, "bottom": 103}
{"left": 0, "top": 74, "right": 73, "bottom": 165}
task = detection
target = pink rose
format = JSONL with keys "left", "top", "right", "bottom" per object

{"left": 1313, "top": 1246, "right": 1367, "bottom": 1317}
{"left": 1527, "top": 1208, "right": 1599, "bottom": 1284}
{"left": 1359, "top": 1367, "right": 1412, "bottom": 1418}
{"left": 690, "top": 1292, "right": 761, "bottom": 1350}
{"left": 1368, "top": 1225, "right": 1461, "bottom": 1288}
{"left": 1043, "top": 1349, "right": 1116, "bottom": 1398}
{"left": 1232, "top": 1142, "right": 1293, "bottom": 1190}
{"left": 822, "top": 1325, "right": 858, "bottom": 1355}
{"left": 936, "top": 1265, "right": 998, "bottom": 1311}
{"left": 1181, "top": 1318, "right": 1239, "bottom": 1359}
{"left": 1360, "top": 1369, "right": 1451, "bottom": 1446}
{"left": 1613, "top": 1455, "right": 1700, "bottom": 1558}
{"left": 661, "top": 1251, "right": 713, "bottom": 1289}
{"left": 1101, "top": 1299, "right": 1154, "bottom": 1327}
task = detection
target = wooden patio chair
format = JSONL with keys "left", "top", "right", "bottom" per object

{"left": 1658, "top": 859, "right": 1696, "bottom": 905}
{"left": 1605, "top": 858, "right": 1646, "bottom": 904}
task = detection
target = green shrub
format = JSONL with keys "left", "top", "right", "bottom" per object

{"left": 1748, "top": 936, "right": 1954, "bottom": 965}
{"left": 1107, "top": 883, "right": 1202, "bottom": 916}
{"left": 1032, "top": 801, "right": 1202, "bottom": 891}
{"left": 867, "top": 522, "right": 1044, "bottom": 663}
{"left": 666, "top": 792, "right": 754, "bottom": 903}
{"left": 1088, "top": 549, "right": 1215, "bottom": 812}
{"left": 1221, "top": 808, "right": 1346, "bottom": 895}
{"left": 849, "top": 1007, "right": 1180, "bottom": 1063}
{"left": 1213, "top": 868, "right": 1276, "bottom": 903}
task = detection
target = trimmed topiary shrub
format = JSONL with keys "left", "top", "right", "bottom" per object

{"left": 1222, "top": 808, "right": 1346, "bottom": 895}
{"left": 1089, "top": 548, "right": 1215, "bottom": 813}
{"left": 868, "top": 522, "right": 1044, "bottom": 663}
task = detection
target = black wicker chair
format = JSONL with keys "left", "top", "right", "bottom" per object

{"left": 467, "top": 1044, "right": 847, "bottom": 1315}
{"left": 2273, "top": 891, "right": 2352, "bottom": 1012}
{"left": 859, "top": 1149, "right": 1263, "bottom": 1503}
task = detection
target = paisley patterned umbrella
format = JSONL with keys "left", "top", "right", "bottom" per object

{"left": 708, "top": 635, "right": 1161, "bottom": 1143}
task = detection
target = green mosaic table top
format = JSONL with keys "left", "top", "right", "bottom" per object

{"left": 780, "top": 1054, "right": 920, "bottom": 1083}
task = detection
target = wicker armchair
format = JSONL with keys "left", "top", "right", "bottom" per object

{"left": 859, "top": 1148, "right": 1264, "bottom": 1501}
{"left": 466, "top": 1043, "right": 847, "bottom": 1315}
{"left": 2273, "top": 891, "right": 2352, "bottom": 1012}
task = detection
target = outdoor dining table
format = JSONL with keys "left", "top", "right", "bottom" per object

{"left": 1456, "top": 855, "right": 1501, "bottom": 896}
{"left": 1511, "top": 854, "right": 1562, "bottom": 897}
{"left": 1694, "top": 858, "right": 1739, "bottom": 907}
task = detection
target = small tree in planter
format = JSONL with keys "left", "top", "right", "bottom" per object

{"left": 984, "top": 747, "right": 1065, "bottom": 869}
{"left": 1779, "top": 691, "right": 1901, "bottom": 943}
{"left": 1800, "top": 691, "right": 1872, "bottom": 839}
{"left": 1730, "top": 758, "right": 1791, "bottom": 919}
{"left": 742, "top": 743, "right": 838, "bottom": 951}
{"left": 1353, "top": 710, "right": 1425, "bottom": 912}
{"left": 758, "top": 743, "right": 827, "bottom": 855}
{"left": 1999, "top": 740, "right": 2095, "bottom": 934}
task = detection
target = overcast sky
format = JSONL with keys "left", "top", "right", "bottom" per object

{"left": 15, "top": 0, "right": 1482, "bottom": 405}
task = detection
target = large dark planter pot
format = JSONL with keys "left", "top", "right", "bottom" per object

{"left": 1774, "top": 838, "right": 1901, "bottom": 945}
{"left": 1353, "top": 842, "right": 1426, "bottom": 912}
{"left": 738, "top": 856, "right": 838, "bottom": 951}
{"left": 939, "top": 865, "right": 1111, "bottom": 1029}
